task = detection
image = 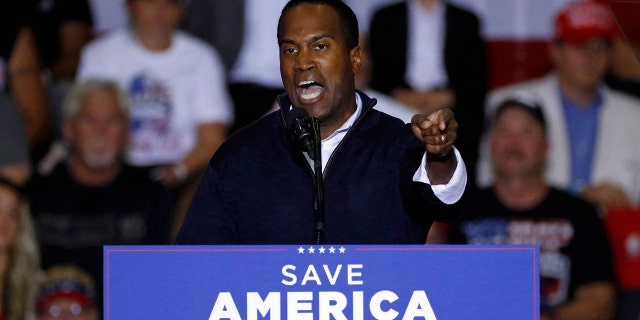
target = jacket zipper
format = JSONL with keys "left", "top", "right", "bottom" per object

{"left": 322, "top": 98, "right": 377, "bottom": 180}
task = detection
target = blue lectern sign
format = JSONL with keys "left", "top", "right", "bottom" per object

{"left": 104, "top": 245, "right": 539, "bottom": 319}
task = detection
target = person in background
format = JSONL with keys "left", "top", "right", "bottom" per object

{"left": 225, "top": 0, "right": 289, "bottom": 133}
{"left": 449, "top": 96, "right": 617, "bottom": 320}
{"left": 348, "top": 0, "right": 417, "bottom": 124}
{"left": 354, "top": 36, "right": 417, "bottom": 124}
{"left": 32, "top": 0, "right": 93, "bottom": 81}
{"left": 0, "top": 176, "right": 41, "bottom": 320}
{"left": 179, "top": 0, "right": 244, "bottom": 72}
{"left": 1, "top": 2, "right": 53, "bottom": 162}
{"left": 34, "top": 265, "right": 99, "bottom": 320}
{"left": 477, "top": 0, "right": 640, "bottom": 212}
{"left": 0, "top": 101, "right": 32, "bottom": 186}
{"left": 31, "top": 0, "right": 94, "bottom": 141}
{"left": 368, "top": 0, "right": 489, "bottom": 185}
{"left": 475, "top": 2, "right": 640, "bottom": 318}
{"left": 177, "top": 0, "right": 467, "bottom": 245}
{"left": 181, "top": 0, "right": 289, "bottom": 133}
{"left": 77, "top": 0, "right": 233, "bottom": 239}
{"left": 27, "top": 79, "right": 173, "bottom": 309}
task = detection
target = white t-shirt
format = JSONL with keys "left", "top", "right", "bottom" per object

{"left": 77, "top": 29, "right": 233, "bottom": 166}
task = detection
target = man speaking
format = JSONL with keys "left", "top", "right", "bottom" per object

{"left": 176, "top": 0, "right": 468, "bottom": 245}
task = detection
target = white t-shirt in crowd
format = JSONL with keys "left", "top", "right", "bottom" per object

{"left": 77, "top": 29, "right": 233, "bottom": 166}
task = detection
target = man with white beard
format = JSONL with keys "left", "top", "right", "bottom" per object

{"left": 26, "top": 79, "right": 174, "bottom": 311}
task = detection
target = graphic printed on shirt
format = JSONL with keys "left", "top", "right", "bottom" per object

{"left": 127, "top": 72, "right": 181, "bottom": 161}
{"left": 461, "top": 218, "right": 574, "bottom": 307}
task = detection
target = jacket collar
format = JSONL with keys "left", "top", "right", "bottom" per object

{"left": 278, "top": 90, "right": 378, "bottom": 129}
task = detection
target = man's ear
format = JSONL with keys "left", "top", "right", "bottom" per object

{"left": 350, "top": 46, "right": 362, "bottom": 74}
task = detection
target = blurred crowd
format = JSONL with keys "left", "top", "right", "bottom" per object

{"left": 1, "top": 0, "right": 639, "bottom": 319}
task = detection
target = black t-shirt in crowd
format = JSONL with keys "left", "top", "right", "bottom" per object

{"left": 448, "top": 187, "right": 616, "bottom": 311}
{"left": 27, "top": 162, "right": 174, "bottom": 301}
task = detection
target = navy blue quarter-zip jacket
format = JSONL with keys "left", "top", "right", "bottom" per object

{"left": 177, "top": 91, "right": 466, "bottom": 244}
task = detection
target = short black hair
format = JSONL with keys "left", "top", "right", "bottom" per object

{"left": 493, "top": 98, "right": 547, "bottom": 134}
{"left": 278, "top": 0, "right": 359, "bottom": 49}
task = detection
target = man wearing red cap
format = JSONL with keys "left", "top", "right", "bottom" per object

{"left": 479, "top": 0, "right": 640, "bottom": 212}
{"left": 477, "top": 1, "right": 640, "bottom": 319}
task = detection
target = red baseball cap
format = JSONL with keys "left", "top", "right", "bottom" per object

{"left": 554, "top": 1, "right": 618, "bottom": 44}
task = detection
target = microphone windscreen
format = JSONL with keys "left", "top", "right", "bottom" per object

{"left": 286, "top": 107, "right": 311, "bottom": 128}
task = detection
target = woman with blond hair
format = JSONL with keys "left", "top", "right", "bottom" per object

{"left": 0, "top": 176, "right": 40, "bottom": 320}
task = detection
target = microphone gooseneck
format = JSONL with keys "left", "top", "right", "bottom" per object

{"left": 311, "top": 117, "right": 325, "bottom": 245}
{"left": 285, "top": 107, "right": 325, "bottom": 244}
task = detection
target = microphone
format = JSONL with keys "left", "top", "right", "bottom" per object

{"left": 285, "top": 107, "right": 317, "bottom": 160}
{"left": 285, "top": 107, "right": 325, "bottom": 244}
